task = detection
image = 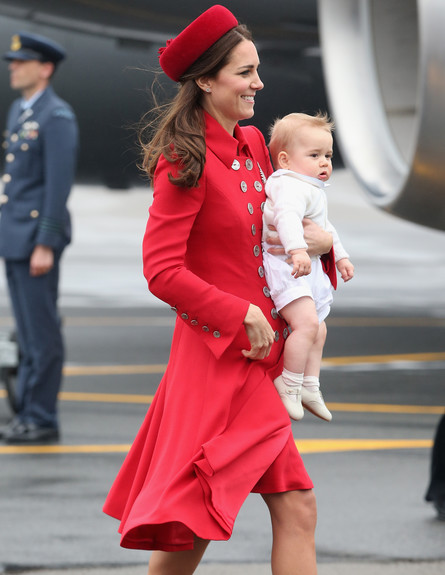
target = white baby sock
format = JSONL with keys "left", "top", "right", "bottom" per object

{"left": 282, "top": 368, "right": 304, "bottom": 389}
{"left": 303, "top": 375, "right": 320, "bottom": 393}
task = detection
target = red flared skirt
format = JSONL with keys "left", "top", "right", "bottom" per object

{"left": 103, "top": 322, "right": 313, "bottom": 551}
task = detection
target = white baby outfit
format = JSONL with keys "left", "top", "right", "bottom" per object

{"left": 262, "top": 170, "right": 349, "bottom": 321}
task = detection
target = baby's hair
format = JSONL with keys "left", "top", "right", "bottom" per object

{"left": 268, "top": 111, "right": 334, "bottom": 168}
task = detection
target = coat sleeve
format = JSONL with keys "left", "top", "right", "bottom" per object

{"left": 36, "top": 106, "right": 78, "bottom": 248}
{"left": 143, "top": 157, "right": 251, "bottom": 360}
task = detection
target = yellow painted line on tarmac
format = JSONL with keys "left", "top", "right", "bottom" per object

{"left": 0, "top": 444, "right": 132, "bottom": 455}
{"left": 0, "top": 316, "right": 175, "bottom": 328}
{"left": 61, "top": 351, "right": 445, "bottom": 377}
{"left": 327, "top": 317, "right": 445, "bottom": 327}
{"left": 59, "top": 391, "right": 154, "bottom": 403}
{"left": 63, "top": 364, "right": 167, "bottom": 376}
{"left": 41, "top": 351, "right": 445, "bottom": 379}
{"left": 0, "top": 438, "right": 433, "bottom": 456}
{"left": 0, "top": 388, "right": 443, "bottom": 413}
{"left": 1, "top": 315, "right": 444, "bottom": 328}
{"left": 65, "top": 317, "right": 175, "bottom": 327}
{"left": 1, "top": 351, "right": 443, "bottom": 383}
{"left": 322, "top": 351, "right": 445, "bottom": 365}
{"left": 296, "top": 438, "right": 433, "bottom": 454}
{"left": 327, "top": 402, "right": 445, "bottom": 415}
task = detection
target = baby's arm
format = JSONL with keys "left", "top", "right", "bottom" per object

{"left": 336, "top": 258, "right": 354, "bottom": 282}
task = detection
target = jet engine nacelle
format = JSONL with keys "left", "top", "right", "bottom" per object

{"left": 318, "top": 0, "right": 445, "bottom": 231}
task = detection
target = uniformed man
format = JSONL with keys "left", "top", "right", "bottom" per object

{"left": 0, "top": 32, "right": 78, "bottom": 443}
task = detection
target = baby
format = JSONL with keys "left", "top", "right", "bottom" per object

{"left": 262, "top": 112, "right": 354, "bottom": 421}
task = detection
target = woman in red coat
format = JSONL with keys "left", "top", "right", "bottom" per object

{"left": 103, "top": 6, "right": 332, "bottom": 574}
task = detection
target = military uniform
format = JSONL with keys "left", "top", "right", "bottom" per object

{"left": 0, "top": 33, "right": 78, "bottom": 441}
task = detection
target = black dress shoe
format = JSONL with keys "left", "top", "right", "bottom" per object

{"left": 434, "top": 499, "right": 445, "bottom": 521}
{"left": 0, "top": 417, "right": 23, "bottom": 439}
{"left": 3, "top": 421, "right": 59, "bottom": 444}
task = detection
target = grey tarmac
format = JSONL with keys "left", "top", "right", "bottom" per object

{"left": 1, "top": 171, "right": 444, "bottom": 574}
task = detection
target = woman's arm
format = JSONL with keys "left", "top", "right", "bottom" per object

{"left": 143, "top": 157, "right": 251, "bottom": 360}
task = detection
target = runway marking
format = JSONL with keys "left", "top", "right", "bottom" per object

{"left": 63, "top": 364, "right": 167, "bottom": 375}
{"left": 59, "top": 391, "right": 155, "bottom": 403}
{"left": 327, "top": 403, "right": 444, "bottom": 415}
{"left": 55, "top": 395, "right": 445, "bottom": 414}
{"left": 296, "top": 438, "right": 433, "bottom": 453}
{"left": 54, "top": 351, "right": 445, "bottom": 378}
{"left": 64, "top": 317, "right": 175, "bottom": 327}
{"left": 0, "top": 316, "right": 175, "bottom": 328}
{"left": 327, "top": 317, "right": 445, "bottom": 327}
{"left": 0, "top": 444, "right": 132, "bottom": 455}
{"left": 0, "top": 389, "right": 443, "bottom": 413}
{"left": 322, "top": 351, "right": 445, "bottom": 365}
{"left": 0, "top": 315, "right": 444, "bottom": 329}
{"left": 0, "top": 438, "right": 433, "bottom": 456}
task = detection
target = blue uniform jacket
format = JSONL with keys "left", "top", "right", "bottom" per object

{"left": 0, "top": 86, "right": 78, "bottom": 260}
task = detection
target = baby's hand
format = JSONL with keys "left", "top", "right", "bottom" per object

{"left": 290, "top": 249, "right": 311, "bottom": 278}
{"left": 337, "top": 258, "right": 354, "bottom": 282}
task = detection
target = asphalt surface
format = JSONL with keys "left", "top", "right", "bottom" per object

{"left": 1, "top": 170, "right": 444, "bottom": 574}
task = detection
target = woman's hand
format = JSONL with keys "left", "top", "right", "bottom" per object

{"left": 266, "top": 220, "right": 333, "bottom": 262}
{"left": 242, "top": 304, "right": 275, "bottom": 360}
{"left": 302, "top": 218, "right": 333, "bottom": 257}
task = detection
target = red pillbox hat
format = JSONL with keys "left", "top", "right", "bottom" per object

{"left": 159, "top": 5, "right": 238, "bottom": 82}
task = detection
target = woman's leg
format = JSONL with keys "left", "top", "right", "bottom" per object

{"left": 148, "top": 537, "right": 209, "bottom": 575}
{"left": 262, "top": 490, "right": 317, "bottom": 575}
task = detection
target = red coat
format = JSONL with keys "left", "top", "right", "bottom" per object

{"left": 103, "top": 112, "right": 313, "bottom": 551}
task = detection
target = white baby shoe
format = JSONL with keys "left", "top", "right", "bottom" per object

{"left": 274, "top": 376, "right": 304, "bottom": 421}
{"left": 301, "top": 387, "right": 332, "bottom": 421}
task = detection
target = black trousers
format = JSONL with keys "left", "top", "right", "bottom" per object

{"left": 5, "top": 255, "right": 63, "bottom": 429}
{"left": 425, "top": 414, "right": 445, "bottom": 502}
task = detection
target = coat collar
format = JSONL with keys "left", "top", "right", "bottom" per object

{"left": 27, "top": 86, "right": 53, "bottom": 114}
{"left": 204, "top": 111, "right": 253, "bottom": 168}
{"left": 14, "top": 86, "right": 53, "bottom": 125}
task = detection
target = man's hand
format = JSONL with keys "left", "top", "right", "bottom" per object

{"left": 336, "top": 258, "right": 354, "bottom": 282}
{"left": 30, "top": 245, "right": 54, "bottom": 277}
{"left": 289, "top": 249, "right": 311, "bottom": 278}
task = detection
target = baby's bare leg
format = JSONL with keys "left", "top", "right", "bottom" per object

{"left": 304, "top": 320, "right": 327, "bottom": 378}
{"left": 280, "top": 296, "right": 319, "bottom": 374}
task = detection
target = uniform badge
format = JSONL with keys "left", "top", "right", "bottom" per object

{"left": 19, "top": 121, "right": 40, "bottom": 141}
{"left": 11, "top": 35, "right": 21, "bottom": 51}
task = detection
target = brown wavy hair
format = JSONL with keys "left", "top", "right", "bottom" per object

{"left": 140, "top": 24, "right": 253, "bottom": 188}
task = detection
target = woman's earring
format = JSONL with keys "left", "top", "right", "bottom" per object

{"left": 206, "top": 88, "right": 211, "bottom": 93}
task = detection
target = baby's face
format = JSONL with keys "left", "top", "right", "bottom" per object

{"left": 279, "top": 125, "right": 333, "bottom": 182}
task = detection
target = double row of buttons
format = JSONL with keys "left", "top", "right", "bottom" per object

{"left": 232, "top": 156, "right": 285, "bottom": 342}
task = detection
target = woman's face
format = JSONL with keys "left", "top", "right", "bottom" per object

{"left": 200, "top": 40, "right": 264, "bottom": 134}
